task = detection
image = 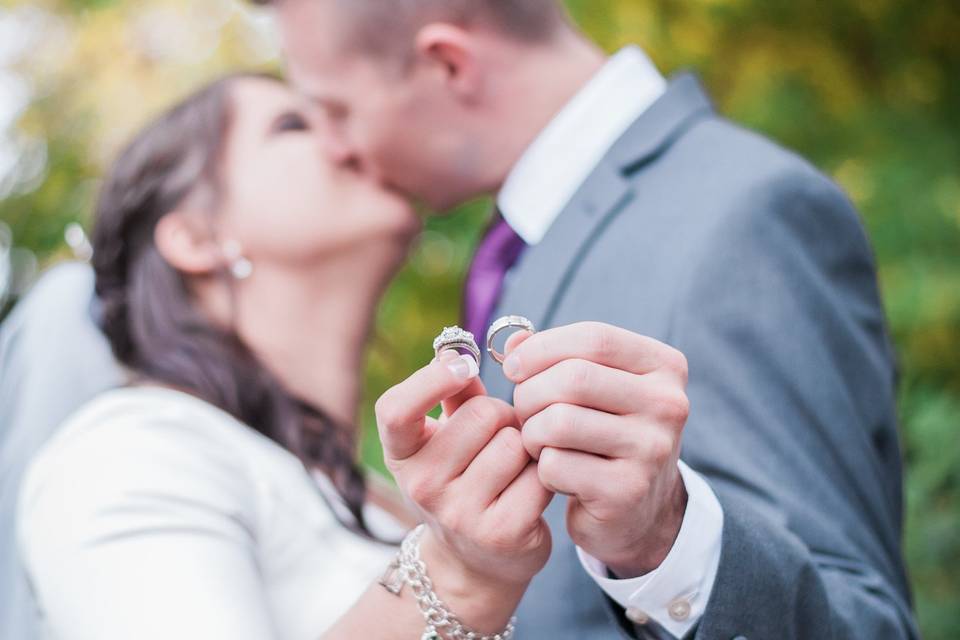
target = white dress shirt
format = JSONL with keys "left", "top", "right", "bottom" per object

{"left": 497, "top": 46, "right": 724, "bottom": 638}
{"left": 17, "top": 387, "right": 402, "bottom": 640}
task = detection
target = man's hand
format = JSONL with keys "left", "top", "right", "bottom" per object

{"left": 503, "top": 322, "right": 689, "bottom": 578}
{"left": 375, "top": 350, "right": 553, "bottom": 590}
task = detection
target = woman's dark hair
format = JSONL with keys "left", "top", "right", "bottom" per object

{"left": 91, "top": 73, "right": 370, "bottom": 534}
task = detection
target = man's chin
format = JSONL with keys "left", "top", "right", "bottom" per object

{"left": 385, "top": 180, "right": 476, "bottom": 216}
{"left": 413, "top": 195, "right": 478, "bottom": 217}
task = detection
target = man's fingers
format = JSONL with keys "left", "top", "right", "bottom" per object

{"left": 502, "top": 322, "right": 687, "bottom": 384}
{"left": 502, "top": 329, "right": 534, "bottom": 358}
{"left": 536, "top": 447, "right": 611, "bottom": 502}
{"left": 512, "top": 359, "right": 644, "bottom": 423}
{"left": 521, "top": 403, "right": 633, "bottom": 460}
{"left": 376, "top": 350, "right": 481, "bottom": 461}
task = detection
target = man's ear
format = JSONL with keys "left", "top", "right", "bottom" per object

{"left": 414, "top": 23, "right": 483, "bottom": 100}
{"left": 154, "top": 212, "right": 222, "bottom": 275}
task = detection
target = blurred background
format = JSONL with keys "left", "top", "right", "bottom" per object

{"left": 0, "top": 0, "right": 956, "bottom": 636}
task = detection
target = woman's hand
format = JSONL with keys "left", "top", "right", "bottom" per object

{"left": 375, "top": 350, "right": 553, "bottom": 606}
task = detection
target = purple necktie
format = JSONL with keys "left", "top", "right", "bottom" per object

{"left": 462, "top": 213, "right": 528, "bottom": 345}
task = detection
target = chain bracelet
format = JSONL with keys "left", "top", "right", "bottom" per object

{"left": 379, "top": 524, "right": 517, "bottom": 640}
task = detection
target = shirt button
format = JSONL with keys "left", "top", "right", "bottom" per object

{"left": 625, "top": 607, "right": 650, "bottom": 625}
{"left": 668, "top": 597, "right": 691, "bottom": 621}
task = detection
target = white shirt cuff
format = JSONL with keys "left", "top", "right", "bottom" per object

{"left": 576, "top": 460, "right": 724, "bottom": 639}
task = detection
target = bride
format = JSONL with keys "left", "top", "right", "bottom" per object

{"left": 17, "top": 73, "right": 551, "bottom": 639}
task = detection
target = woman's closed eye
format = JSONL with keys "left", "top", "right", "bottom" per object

{"left": 271, "top": 111, "right": 311, "bottom": 134}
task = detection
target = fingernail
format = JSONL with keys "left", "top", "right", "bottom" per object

{"left": 448, "top": 354, "right": 479, "bottom": 380}
{"left": 437, "top": 349, "right": 460, "bottom": 363}
{"left": 503, "top": 354, "right": 521, "bottom": 380}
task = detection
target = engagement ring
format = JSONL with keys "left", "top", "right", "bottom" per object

{"left": 432, "top": 326, "right": 481, "bottom": 365}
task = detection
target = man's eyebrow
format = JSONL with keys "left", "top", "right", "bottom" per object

{"left": 287, "top": 80, "right": 328, "bottom": 104}
{"left": 301, "top": 91, "right": 339, "bottom": 109}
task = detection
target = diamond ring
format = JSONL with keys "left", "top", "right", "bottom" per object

{"left": 433, "top": 326, "right": 481, "bottom": 365}
{"left": 486, "top": 315, "right": 536, "bottom": 365}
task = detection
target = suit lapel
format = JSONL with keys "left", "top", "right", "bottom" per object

{"left": 481, "top": 73, "right": 715, "bottom": 393}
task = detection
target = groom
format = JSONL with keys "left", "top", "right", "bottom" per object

{"left": 261, "top": 1, "right": 917, "bottom": 638}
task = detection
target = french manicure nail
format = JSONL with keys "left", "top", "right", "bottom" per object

{"left": 437, "top": 349, "right": 460, "bottom": 363}
{"left": 448, "top": 354, "right": 479, "bottom": 380}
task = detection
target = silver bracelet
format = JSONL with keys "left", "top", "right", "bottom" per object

{"left": 379, "top": 524, "right": 517, "bottom": 640}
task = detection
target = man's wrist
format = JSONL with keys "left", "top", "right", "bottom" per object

{"left": 606, "top": 468, "right": 688, "bottom": 578}
{"left": 575, "top": 461, "right": 725, "bottom": 639}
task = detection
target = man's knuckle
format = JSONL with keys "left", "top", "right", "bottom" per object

{"left": 512, "top": 384, "right": 531, "bottom": 421}
{"left": 657, "top": 390, "right": 690, "bottom": 426}
{"left": 647, "top": 432, "right": 676, "bottom": 466}
{"left": 563, "top": 359, "right": 592, "bottom": 392}
{"left": 666, "top": 347, "right": 689, "bottom": 381}
{"left": 624, "top": 474, "right": 652, "bottom": 504}
{"left": 547, "top": 402, "right": 573, "bottom": 426}
{"left": 579, "top": 326, "right": 609, "bottom": 362}
{"left": 521, "top": 419, "right": 546, "bottom": 458}
{"left": 537, "top": 448, "right": 561, "bottom": 488}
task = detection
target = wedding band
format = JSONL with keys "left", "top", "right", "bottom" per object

{"left": 486, "top": 315, "right": 536, "bottom": 365}
{"left": 432, "top": 326, "right": 481, "bottom": 365}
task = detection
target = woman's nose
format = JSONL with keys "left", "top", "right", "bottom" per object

{"left": 321, "top": 133, "right": 358, "bottom": 167}
{"left": 324, "top": 138, "right": 377, "bottom": 181}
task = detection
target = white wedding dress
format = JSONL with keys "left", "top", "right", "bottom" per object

{"left": 17, "top": 386, "right": 403, "bottom": 640}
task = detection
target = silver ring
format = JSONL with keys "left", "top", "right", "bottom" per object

{"left": 486, "top": 315, "right": 536, "bottom": 365}
{"left": 432, "top": 326, "right": 481, "bottom": 364}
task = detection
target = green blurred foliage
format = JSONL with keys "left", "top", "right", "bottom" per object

{"left": 0, "top": 0, "right": 957, "bottom": 636}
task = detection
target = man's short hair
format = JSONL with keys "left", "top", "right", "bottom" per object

{"left": 255, "top": 0, "right": 570, "bottom": 57}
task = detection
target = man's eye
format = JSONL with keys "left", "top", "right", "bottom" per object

{"left": 273, "top": 112, "right": 310, "bottom": 133}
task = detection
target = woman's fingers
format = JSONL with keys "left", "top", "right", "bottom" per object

{"left": 421, "top": 396, "right": 518, "bottom": 481}
{"left": 376, "top": 351, "right": 482, "bottom": 461}
{"left": 455, "top": 427, "right": 530, "bottom": 506}
{"left": 440, "top": 366, "right": 487, "bottom": 418}
{"left": 489, "top": 462, "right": 555, "bottom": 530}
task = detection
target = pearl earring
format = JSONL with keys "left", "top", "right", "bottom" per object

{"left": 222, "top": 240, "right": 253, "bottom": 281}
{"left": 230, "top": 257, "right": 253, "bottom": 280}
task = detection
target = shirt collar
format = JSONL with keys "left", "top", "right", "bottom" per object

{"left": 497, "top": 46, "right": 667, "bottom": 245}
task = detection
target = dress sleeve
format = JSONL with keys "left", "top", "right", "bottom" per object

{"left": 17, "top": 407, "right": 280, "bottom": 640}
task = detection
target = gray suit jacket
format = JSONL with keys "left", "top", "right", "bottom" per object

{"left": 0, "top": 263, "right": 121, "bottom": 640}
{"left": 483, "top": 74, "right": 918, "bottom": 639}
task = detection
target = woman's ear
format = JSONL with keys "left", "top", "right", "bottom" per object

{"left": 154, "top": 212, "right": 222, "bottom": 275}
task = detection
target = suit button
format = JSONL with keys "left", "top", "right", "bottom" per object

{"left": 625, "top": 607, "right": 650, "bottom": 624}
{"left": 668, "top": 597, "right": 691, "bottom": 621}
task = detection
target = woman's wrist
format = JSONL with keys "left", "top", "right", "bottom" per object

{"left": 418, "top": 528, "right": 528, "bottom": 635}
